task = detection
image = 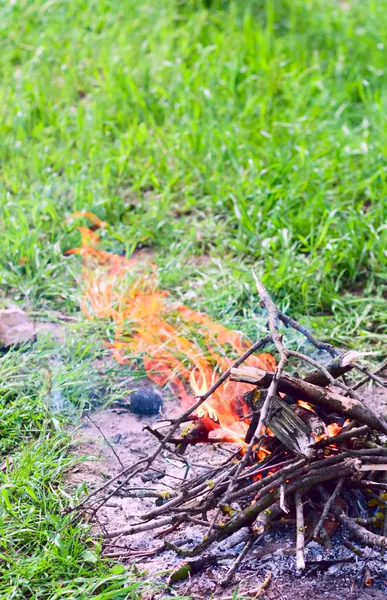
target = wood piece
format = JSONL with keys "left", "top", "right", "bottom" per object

{"left": 350, "top": 480, "right": 387, "bottom": 492}
{"left": 304, "top": 358, "right": 354, "bottom": 387}
{"left": 230, "top": 367, "right": 387, "bottom": 434}
{"left": 167, "top": 552, "right": 233, "bottom": 584}
{"left": 295, "top": 490, "right": 305, "bottom": 570}
{"left": 359, "top": 464, "right": 387, "bottom": 471}
{"left": 267, "top": 398, "right": 314, "bottom": 458}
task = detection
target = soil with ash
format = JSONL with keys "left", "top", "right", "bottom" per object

{"left": 67, "top": 385, "right": 387, "bottom": 600}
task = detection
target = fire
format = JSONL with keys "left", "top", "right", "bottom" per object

{"left": 68, "top": 214, "right": 276, "bottom": 446}
{"left": 297, "top": 400, "right": 315, "bottom": 413}
{"left": 297, "top": 400, "right": 344, "bottom": 443}
{"left": 326, "top": 422, "right": 342, "bottom": 437}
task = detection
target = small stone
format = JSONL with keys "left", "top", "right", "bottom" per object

{"left": 0, "top": 307, "right": 36, "bottom": 348}
{"left": 129, "top": 388, "right": 163, "bottom": 415}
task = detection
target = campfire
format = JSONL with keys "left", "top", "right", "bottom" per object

{"left": 67, "top": 213, "right": 387, "bottom": 588}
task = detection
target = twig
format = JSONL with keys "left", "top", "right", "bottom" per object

{"left": 280, "top": 484, "right": 289, "bottom": 514}
{"left": 311, "top": 477, "right": 344, "bottom": 540}
{"left": 253, "top": 275, "right": 289, "bottom": 439}
{"left": 103, "top": 544, "right": 164, "bottom": 559}
{"left": 295, "top": 490, "right": 305, "bottom": 570}
{"left": 277, "top": 310, "right": 338, "bottom": 358}
{"left": 252, "top": 572, "right": 273, "bottom": 599}
{"left": 345, "top": 359, "right": 387, "bottom": 394}
{"left": 353, "top": 361, "right": 387, "bottom": 388}
{"left": 349, "top": 479, "right": 387, "bottom": 492}
{"left": 221, "top": 535, "right": 256, "bottom": 587}
{"left": 85, "top": 413, "right": 125, "bottom": 469}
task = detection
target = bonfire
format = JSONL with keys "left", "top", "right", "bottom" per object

{"left": 67, "top": 212, "right": 387, "bottom": 587}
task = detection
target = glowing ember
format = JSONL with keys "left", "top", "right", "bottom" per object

{"left": 326, "top": 422, "right": 342, "bottom": 437}
{"left": 68, "top": 214, "right": 276, "bottom": 446}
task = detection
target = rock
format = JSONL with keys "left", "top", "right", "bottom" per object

{"left": 129, "top": 388, "right": 163, "bottom": 415}
{"left": 0, "top": 307, "right": 36, "bottom": 348}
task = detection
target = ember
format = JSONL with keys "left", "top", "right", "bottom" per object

{"left": 67, "top": 213, "right": 387, "bottom": 587}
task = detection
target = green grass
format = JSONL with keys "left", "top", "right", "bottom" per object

{"left": 0, "top": 0, "right": 385, "bottom": 347}
{"left": 0, "top": 0, "right": 386, "bottom": 597}
{"left": 0, "top": 332, "right": 157, "bottom": 599}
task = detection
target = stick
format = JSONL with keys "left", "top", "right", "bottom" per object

{"left": 253, "top": 275, "right": 289, "bottom": 438}
{"left": 295, "top": 490, "right": 305, "bottom": 570}
{"left": 303, "top": 359, "right": 354, "bottom": 387}
{"left": 311, "top": 477, "right": 344, "bottom": 540}
{"left": 346, "top": 359, "right": 387, "bottom": 393}
{"left": 221, "top": 535, "right": 256, "bottom": 587}
{"left": 85, "top": 413, "right": 125, "bottom": 469}
{"left": 350, "top": 480, "right": 387, "bottom": 492}
{"left": 277, "top": 310, "right": 338, "bottom": 358}
{"left": 252, "top": 572, "right": 273, "bottom": 599}
{"left": 204, "top": 278, "right": 287, "bottom": 536}
{"left": 353, "top": 361, "right": 387, "bottom": 388}
{"left": 104, "top": 516, "right": 178, "bottom": 539}
{"left": 313, "top": 425, "right": 369, "bottom": 449}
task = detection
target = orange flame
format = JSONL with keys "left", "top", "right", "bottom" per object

{"left": 68, "top": 215, "right": 276, "bottom": 446}
{"left": 297, "top": 400, "right": 315, "bottom": 413}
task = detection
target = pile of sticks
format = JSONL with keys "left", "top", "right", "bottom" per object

{"left": 69, "top": 279, "right": 387, "bottom": 583}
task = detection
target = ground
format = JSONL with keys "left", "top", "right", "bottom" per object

{"left": 0, "top": 0, "right": 386, "bottom": 598}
